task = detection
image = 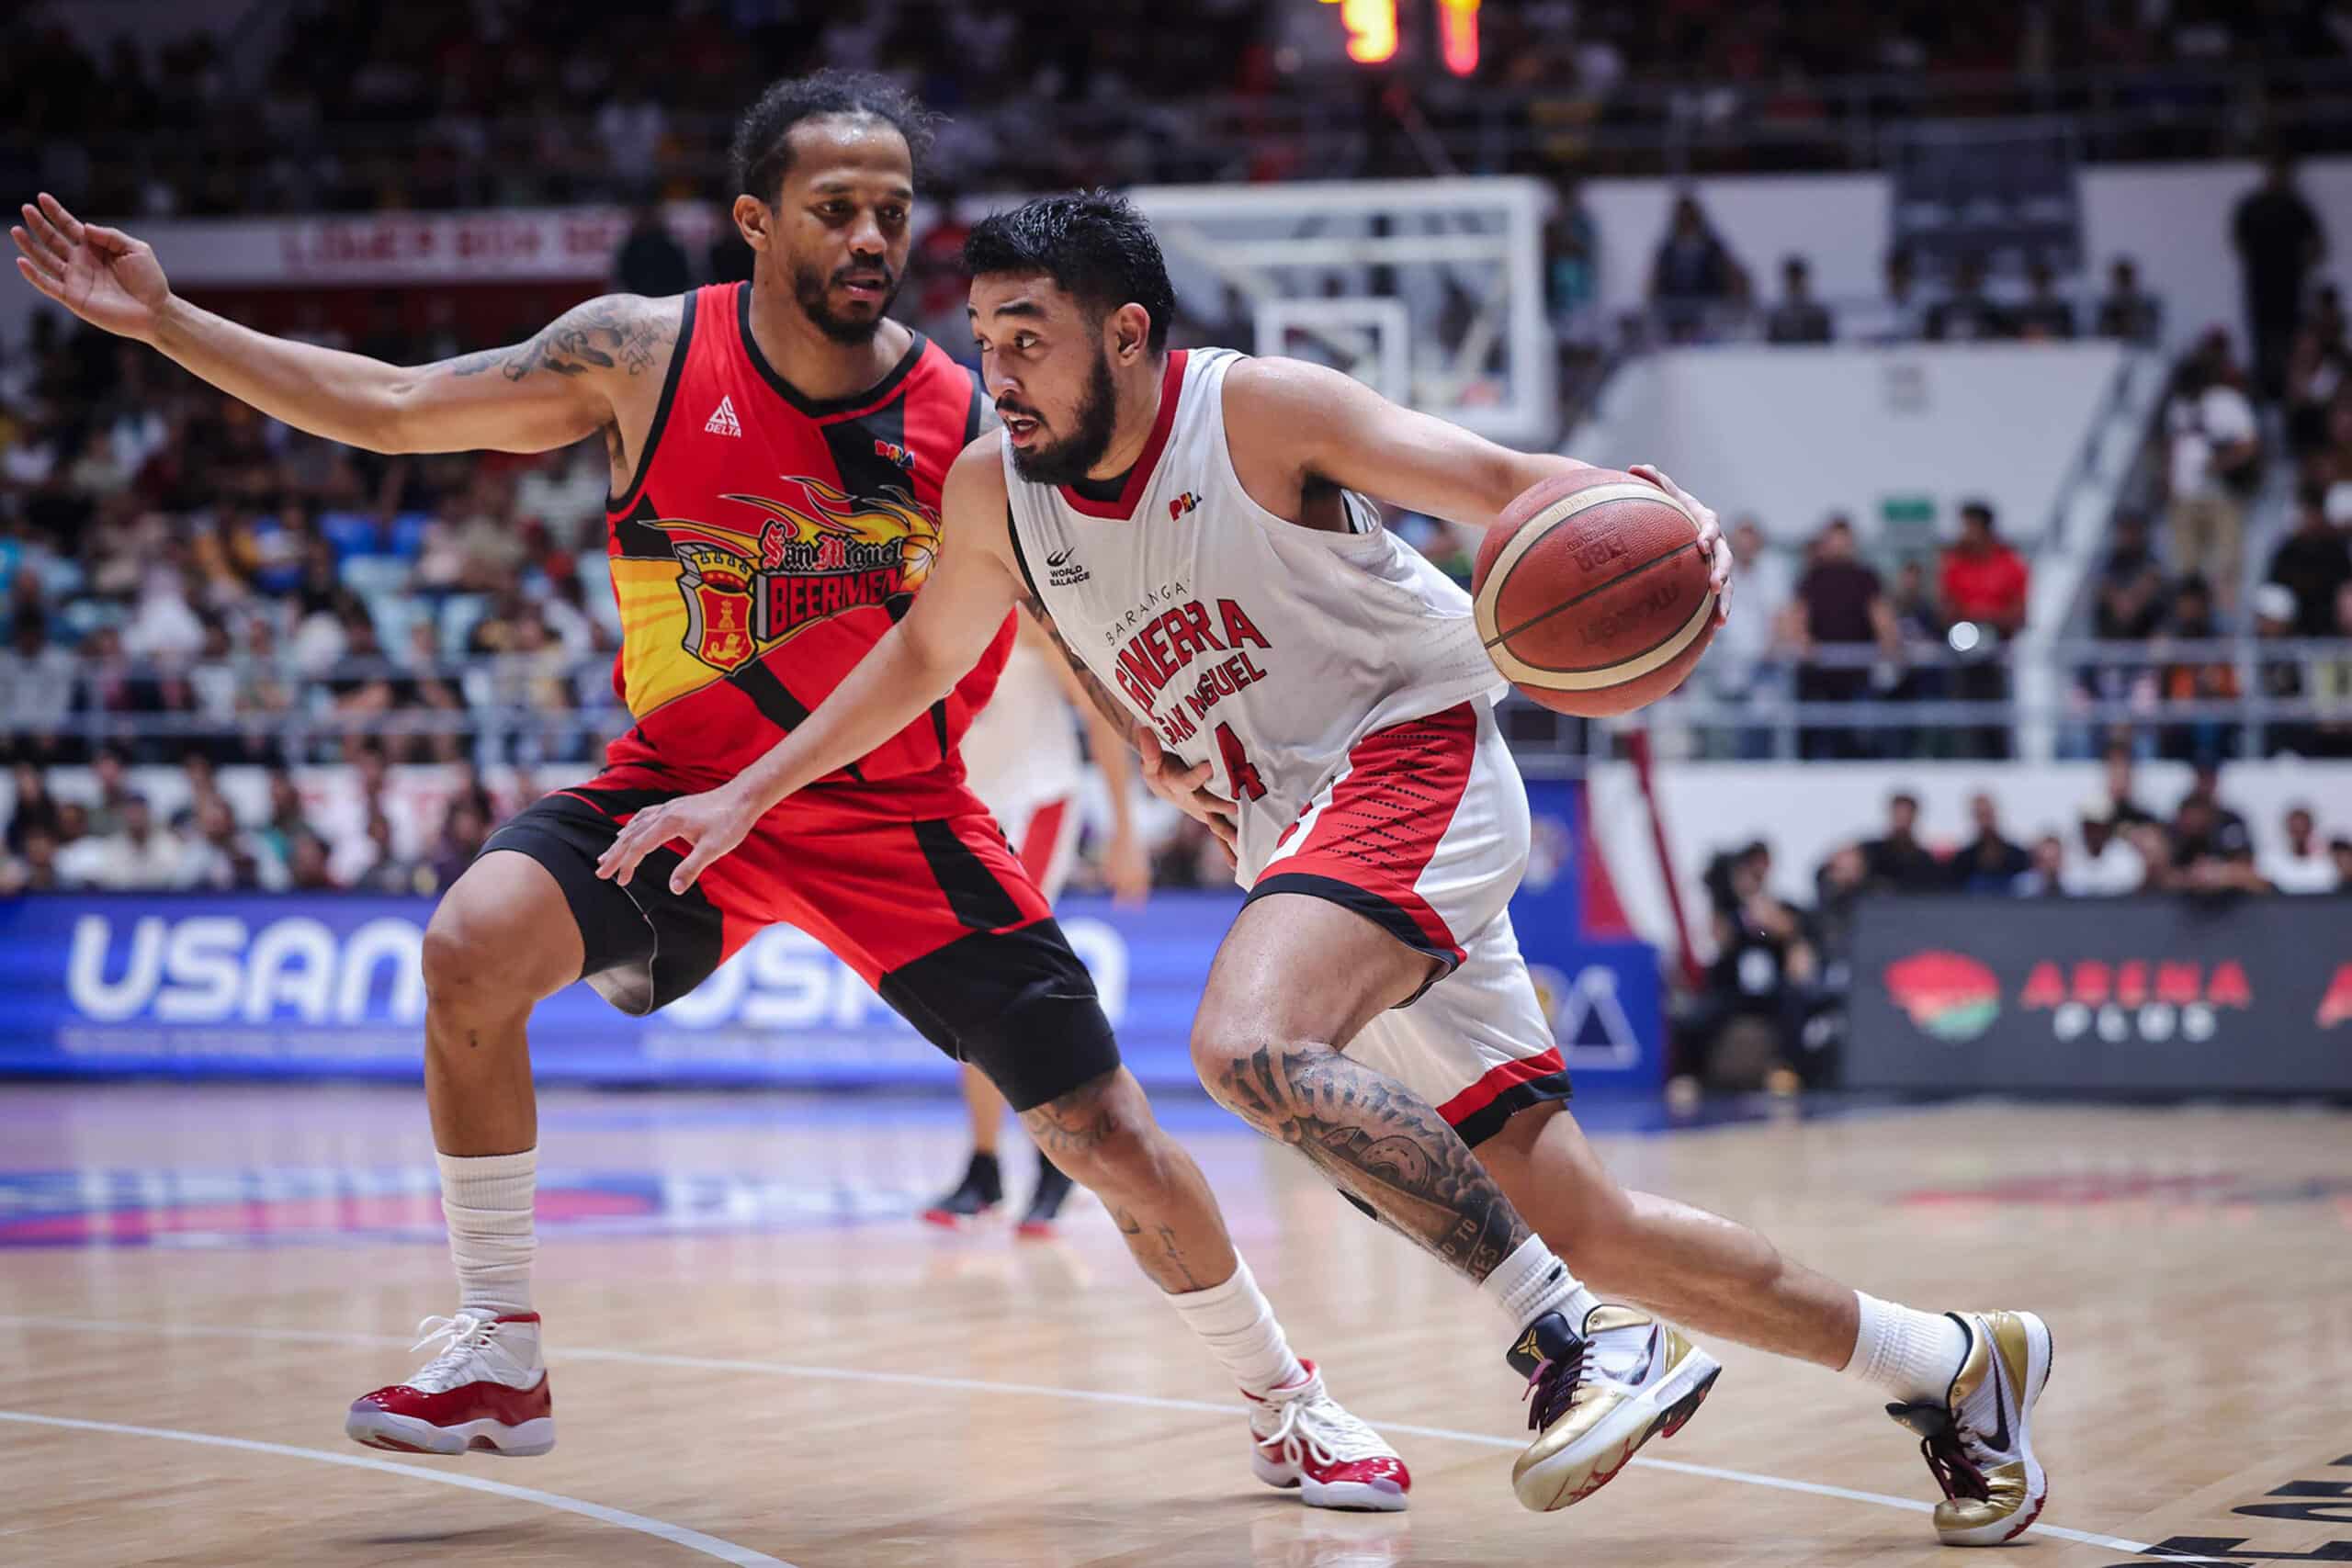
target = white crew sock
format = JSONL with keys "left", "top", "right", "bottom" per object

{"left": 1847, "top": 1292, "right": 1971, "bottom": 1405}
{"left": 1164, "top": 1256, "right": 1307, "bottom": 1399}
{"left": 437, "top": 1149, "right": 537, "bottom": 1318}
{"left": 1482, "top": 1234, "right": 1600, "bottom": 1334}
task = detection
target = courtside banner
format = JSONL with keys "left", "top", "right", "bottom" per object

{"left": 1847, "top": 894, "right": 2352, "bottom": 1093}
{"left": 0, "top": 892, "right": 1661, "bottom": 1089}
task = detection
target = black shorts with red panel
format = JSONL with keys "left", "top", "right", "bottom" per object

{"left": 480, "top": 761, "right": 1117, "bottom": 1111}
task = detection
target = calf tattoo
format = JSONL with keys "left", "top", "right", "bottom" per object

{"left": 1218, "top": 1043, "right": 1529, "bottom": 1282}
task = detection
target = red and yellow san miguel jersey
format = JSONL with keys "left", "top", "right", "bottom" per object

{"left": 602, "top": 282, "right": 1012, "bottom": 789}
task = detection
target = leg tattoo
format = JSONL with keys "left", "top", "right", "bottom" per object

{"left": 1217, "top": 1043, "right": 1529, "bottom": 1282}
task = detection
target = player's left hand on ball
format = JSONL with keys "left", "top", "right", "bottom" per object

{"left": 1629, "top": 463, "right": 1733, "bottom": 627}
{"left": 594, "top": 784, "right": 759, "bottom": 895}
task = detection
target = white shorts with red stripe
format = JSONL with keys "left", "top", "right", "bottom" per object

{"left": 1242, "top": 698, "right": 1567, "bottom": 1146}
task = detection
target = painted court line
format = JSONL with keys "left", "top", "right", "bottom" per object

{"left": 0, "top": 1409, "right": 794, "bottom": 1567}
{"left": 0, "top": 1314, "right": 2181, "bottom": 1560}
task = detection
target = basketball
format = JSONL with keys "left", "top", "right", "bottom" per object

{"left": 1472, "top": 468, "right": 1718, "bottom": 717}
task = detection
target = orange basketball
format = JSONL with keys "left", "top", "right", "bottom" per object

{"left": 1472, "top": 468, "right": 1717, "bottom": 717}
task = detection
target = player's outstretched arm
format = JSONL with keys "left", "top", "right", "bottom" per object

{"left": 13, "top": 193, "right": 649, "bottom": 457}
{"left": 594, "top": 434, "right": 1029, "bottom": 894}
{"left": 1224, "top": 356, "right": 1730, "bottom": 619}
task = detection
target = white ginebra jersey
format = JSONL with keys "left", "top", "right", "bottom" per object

{"left": 1003, "top": 347, "right": 1505, "bottom": 878}
{"left": 960, "top": 632, "right": 1082, "bottom": 816}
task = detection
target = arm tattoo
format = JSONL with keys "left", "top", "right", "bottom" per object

{"left": 1216, "top": 1044, "right": 1529, "bottom": 1284}
{"left": 443, "top": 294, "right": 673, "bottom": 382}
{"left": 1019, "top": 595, "right": 1137, "bottom": 747}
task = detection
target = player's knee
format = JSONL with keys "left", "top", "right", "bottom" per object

{"left": 1186, "top": 1019, "right": 1262, "bottom": 1107}
{"left": 422, "top": 901, "right": 539, "bottom": 1021}
{"left": 1025, "top": 1077, "right": 1163, "bottom": 1199}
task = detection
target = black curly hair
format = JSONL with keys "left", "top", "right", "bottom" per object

{"left": 729, "top": 70, "right": 938, "bottom": 204}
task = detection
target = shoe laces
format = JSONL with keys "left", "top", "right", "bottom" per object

{"left": 1259, "top": 1384, "right": 1393, "bottom": 1466}
{"left": 407, "top": 1312, "right": 506, "bottom": 1393}
{"left": 1916, "top": 1424, "right": 1993, "bottom": 1506}
{"left": 1521, "top": 1339, "right": 1591, "bottom": 1433}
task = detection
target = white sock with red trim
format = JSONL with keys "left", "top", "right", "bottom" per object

{"left": 1165, "top": 1255, "right": 1307, "bottom": 1399}
{"left": 438, "top": 1149, "right": 537, "bottom": 1319}
{"left": 1483, "top": 1234, "right": 1600, "bottom": 1334}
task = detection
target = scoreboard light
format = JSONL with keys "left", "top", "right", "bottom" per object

{"left": 1317, "top": 0, "right": 1480, "bottom": 75}
{"left": 1319, "top": 0, "right": 1398, "bottom": 65}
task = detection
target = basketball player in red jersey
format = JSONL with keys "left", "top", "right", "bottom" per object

{"left": 11, "top": 75, "right": 1411, "bottom": 1510}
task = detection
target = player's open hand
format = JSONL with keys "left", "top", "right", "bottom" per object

{"left": 1136, "top": 728, "right": 1238, "bottom": 867}
{"left": 1629, "top": 463, "right": 1733, "bottom": 628}
{"left": 11, "top": 194, "right": 172, "bottom": 343}
{"left": 594, "top": 784, "right": 761, "bottom": 896}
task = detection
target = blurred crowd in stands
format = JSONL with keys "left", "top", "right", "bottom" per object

{"left": 1680, "top": 751, "right": 2352, "bottom": 1089}
{"left": 8, "top": 0, "right": 2352, "bottom": 215}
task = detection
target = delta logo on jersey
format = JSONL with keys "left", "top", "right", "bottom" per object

{"left": 1883, "top": 951, "right": 2001, "bottom": 1043}
{"left": 647, "top": 478, "right": 940, "bottom": 672}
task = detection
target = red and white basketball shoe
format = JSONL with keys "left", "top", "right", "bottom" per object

{"left": 1246, "top": 1360, "right": 1410, "bottom": 1511}
{"left": 345, "top": 1311, "right": 554, "bottom": 1457}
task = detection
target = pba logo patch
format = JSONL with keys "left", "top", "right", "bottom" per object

{"left": 873, "top": 439, "right": 915, "bottom": 474}
{"left": 1883, "top": 950, "right": 2001, "bottom": 1043}
{"left": 1168, "top": 491, "right": 1202, "bottom": 521}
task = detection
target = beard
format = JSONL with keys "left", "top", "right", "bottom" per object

{"left": 1006, "top": 350, "right": 1120, "bottom": 487}
{"left": 790, "top": 256, "right": 902, "bottom": 345}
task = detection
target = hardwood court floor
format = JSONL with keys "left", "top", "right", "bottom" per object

{"left": 1, "top": 1084, "right": 2346, "bottom": 1567}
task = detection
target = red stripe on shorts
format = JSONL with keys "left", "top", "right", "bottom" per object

{"left": 1437, "top": 1046, "right": 1567, "bottom": 1127}
{"left": 1016, "top": 798, "right": 1070, "bottom": 882}
{"left": 1266, "top": 704, "right": 1479, "bottom": 963}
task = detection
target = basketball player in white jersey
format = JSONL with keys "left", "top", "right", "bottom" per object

{"left": 599, "top": 192, "right": 2055, "bottom": 1541}
{"left": 926, "top": 615, "right": 1152, "bottom": 1233}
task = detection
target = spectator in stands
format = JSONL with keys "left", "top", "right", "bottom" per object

{"left": 2261, "top": 805, "right": 2338, "bottom": 893}
{"left": 2095, "top": 256, "right": 2161, "bottom": 344}
{"left": 2165, "top": 335, "right": 2261, "bottom": 611}
{"left": 1940, "top": 502, "right": 2029, "bottom": 759}
{"left": 1851, "top": 247, "right": 1928, "bottom": 345}
{"left": 2012, "top": 833, "right": 2067, "bottom": 897}
{"left": 2250, "top": 581, "right": 2313, "bottom": 756}
{"left": 1785, "top": 516, "right": 1897, "bottom": 758}
{"left": 285, "top": 827, "right": 338, "bottom": 892}
{"left": 177, "top": 794, "right": 277, "bottom": 890}
{"left": 1925, "top": 255, "right": 2013, "bottom": 342}
{"left": 5, "top": 761, "right": 62, "bottom": 852}
{"left": 356, "top": 810, "right": 430, "bottom": 895}
{"left": 2266, "top": 481, "right": 2352, "bottom": 635}
{"left": 1860, "top": 791, "right": 1944, "bottom": 892}
{"left": 427, "top": 796, "right": 490, "bottom": 892}
{"left": 1695, "top": 840, "right": 1817, "bottom": 1091}
{"left": 2333, "top": 837, "right": 2352, "bottom": 892}
{"left": 2096, "top": 738, "right": 2159, "bottom": 827}
{"left": 56, "top": 793, "right": 183, "bottom": 889}
{"left": 1949, "top": 791, "right": 2032, "bottom": 893}
{"left": 2157, "top": 575, "right": 2240, "bottom": 761}
{"left": 0, "top": 825, "right": 63, "bottom": 895}
{"left": 615, "top": 200, "right": 693, "bottom": 299}
{"left": 2283, "top": 285, "right": 2347, "bottom": 457}
{"left": 1648, "top": 193, "right": 1746, "bottom": 343}
{"left": 254, "top": 767, "right": 313, "bottom": 869}
{"left": 1706, "top": 518, "right": 1792, "bottom": 756}
{"left": 2095, "top": 512, "right": 2167, "bottom": 640}
{"left": 594, "top": 80, "right": 668, "bottom": 192}
{"left": 2312, "top": 581, "right": 2352, "bottom": 757}
{"left": 1764, "top": 255, "right": 1832, "bottom": 344}
{"left": 2233, "top": 152, "right": 2327, "bottom": 401}
{"left": 0, "top": 608, "right": 78, "bottom": 763}
{"left": 2063, "top": 806, "right": 2150, "bottom": 895}
{"left": 2014, "top": 258, "right": 2077, "bottom": 341}
{"left": 2170, "top": 791, "right": 2263, "bottom": 893}
{"left": 1809, "top": 843, "right": 1869, "bottom": 964}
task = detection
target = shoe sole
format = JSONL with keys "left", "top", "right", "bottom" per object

{"left": 1252, "top": 1450, "right": 1410, "bottom": 1512}
{"left": 1513, "top": 1348, "right": 1723, "bottom": 1513}
{"left": 1938, "top": 1312, "right": 2052, "bottom": 1548}
{"left": 921, "top": 1205, "right": 998, "bottom": 1230}
{"left": 345, "top": 1409, "right": 555, "bottom": 1458}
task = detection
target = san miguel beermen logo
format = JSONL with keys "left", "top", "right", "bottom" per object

{"left": 648, "top": 479, "right": 940, "bottom": 672}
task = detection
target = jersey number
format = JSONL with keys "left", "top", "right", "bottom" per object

{"left": 1216, "top": 723, "right": 1267, "bottom": 802}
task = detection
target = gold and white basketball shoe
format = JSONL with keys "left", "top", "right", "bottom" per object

{"left": 1885, "top": 1310, "right": 2054, "bottom": 1546}
{"left": 1508, "top": 1304, "right": 1722, "bottom": 1512}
